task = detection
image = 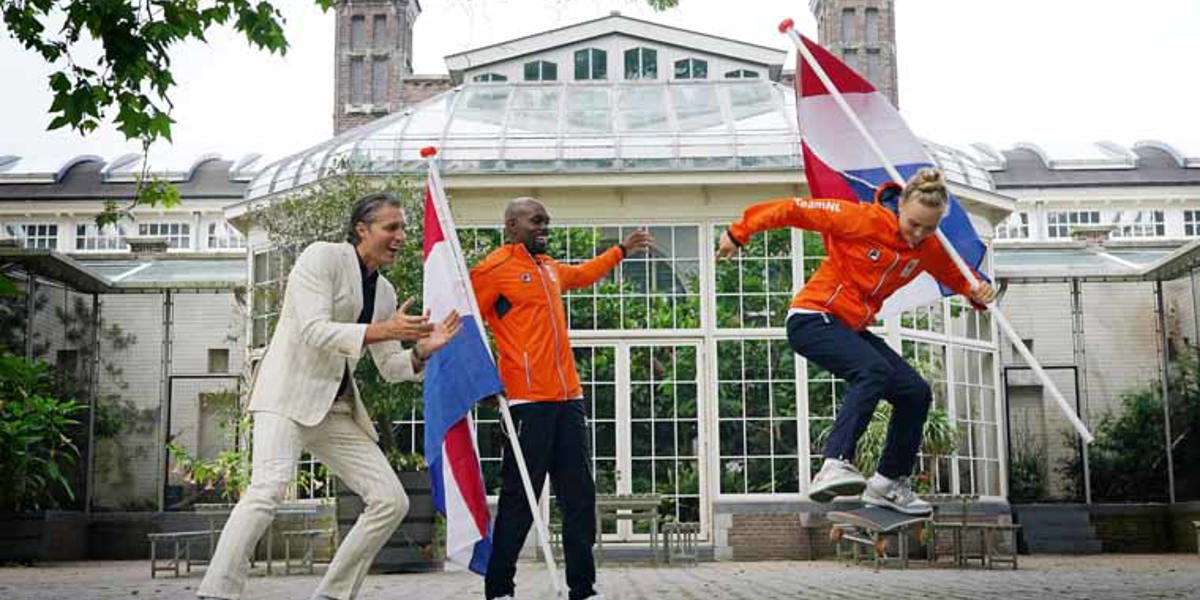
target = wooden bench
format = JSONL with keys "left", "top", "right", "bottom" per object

{"left": 148, "top": 530, "right": 212, "bottom": 578}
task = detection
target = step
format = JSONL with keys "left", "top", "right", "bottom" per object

{"left": 1024, "top": 539, "right": 1104, "bottom": 554}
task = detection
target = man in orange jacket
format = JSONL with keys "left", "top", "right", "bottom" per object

{"left": 471, "top": 197, "right": 653, "bottom": 600}
{"left": 718, "top": 168, "right": 995, "bottom": 515}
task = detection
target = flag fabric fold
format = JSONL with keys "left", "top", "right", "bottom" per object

{"left": 794, "top": 34, "right": 988, "bottom": 316}
{"left": 421, "top": 163, "right": 504, "bottom": 575}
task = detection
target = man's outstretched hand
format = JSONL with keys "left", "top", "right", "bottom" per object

{"left": 622, "top": 229, "right": 655, "bottom": 256}
{"left": 415, "top": 310, "right": 463, "bottom": 359}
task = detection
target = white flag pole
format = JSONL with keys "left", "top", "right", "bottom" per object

{"left": 422, "top": 148, "right": 564, "bottom": 595}
{"left": 777, "top": 21, "right": 1093, "bottom": 444}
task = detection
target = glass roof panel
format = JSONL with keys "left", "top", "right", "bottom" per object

{"left": 617, "top": 86, "right": 669, "bottom": 132}
{"left": 242, "top": 80, "right": 994, "bottom": 199}
{"left": 671, "top": 85, "right": 724, "bottom": 133}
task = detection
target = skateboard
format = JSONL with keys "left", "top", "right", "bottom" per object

{"left": 826, "top": 505, "right": 933, "bottom": 568}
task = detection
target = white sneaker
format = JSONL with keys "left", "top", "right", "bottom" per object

{"left": 863, "top": 473, "right": 932, "bottom": 515}
{"left": 808, "top": 458, "right": 866, "bottom": 502}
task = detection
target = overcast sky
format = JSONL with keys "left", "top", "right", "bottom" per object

{"left": 2, "top": 0, "right": 1198, "bottom": 171}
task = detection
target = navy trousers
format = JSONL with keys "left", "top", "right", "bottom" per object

{"left": 787, "top": 312, "right": 933, "bottom": 478}
{"left": 485, "top": 399, "right": 597, "bottom": 600}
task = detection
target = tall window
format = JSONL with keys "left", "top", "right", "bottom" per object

{"left": 865, "top": 49, "right": 881, "bottom": 82}
{"left": 674, "top": 58, "right": 707, "bottom": 80}
{"left": 1111, "top": 210, "right": 1165, "bottom": 238}
{"left": 1185, "top": 210, "right": 1200, "bottom": 236}
{"left": 624, "top": 47, "right": 657, "bottom": 80}
{"left": 371, "top": 14, "right": 387, "bottom": 49}
{"left": 995, "top": 212, "right": 1030, "bottom": 240}
{"left": 724, "top": 69, "right": 759, "bottom": 79}
{"left": 349, "top": 15, "right": 365, "bottom": 50}
{"left": 574, "top": 48, "right": 607, "bottom": 80}
{"left": 472, "top": 72, "right": 507, "bottom": 82}
{"left": 4, "top": 223, "right": 58, "bottom": 249}
{"left": 841, "top": 8, "right": 856, "bottom": 43}
{"left": 523, "top": 60, "right": 557, "bottom": 82}
{"left": 717, "top": 339, "right": 799, "bottom": 494}
{"left": 76, "top": 223, "right": 126, "bottom": 251}
{"left": 207, "top": 222, "right": 246, "bottom": 250}
{"left": 139, "top": 222, "right": 191, "bottom": 249}
{"left": 1046, "top": 210, "right": 1100, "bottom": 239}
{"left": 371, "top": 57, "right": 388, "bottom": 104}
{"left": 951, "top": 346, "right": 1000, "bottom": 495}
{"left": 350, "top": 58, "right": 367, "bottom": 103}
{"left": 865, "top": 8, "right": 879, "bottom": 45}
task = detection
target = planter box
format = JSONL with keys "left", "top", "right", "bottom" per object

{"left": 0, "top": 511, "right": 87, "bottom": 563}
{"left": 336, "top": 471, "right": 442, "bottom": 573}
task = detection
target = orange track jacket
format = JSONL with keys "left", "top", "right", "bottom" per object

{"left": 727, "top": 184, "right": 976, "bottom": 331}
{"left": 471, "top": 242, "right": 625, "bottom": 401}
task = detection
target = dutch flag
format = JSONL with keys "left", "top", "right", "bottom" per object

{"left": 420, "top": 148, "right": 503, "bottom": 574}
{"left": 793, "top": 33, "right": 988, "bottom": 315}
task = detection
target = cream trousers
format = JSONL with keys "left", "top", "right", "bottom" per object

{"left": 197, "top": 403, "right": 407, "bottom": 600}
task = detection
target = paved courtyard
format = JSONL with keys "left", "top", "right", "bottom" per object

{"left": 1, "top": 555, "right": 1198, "bottom": 600}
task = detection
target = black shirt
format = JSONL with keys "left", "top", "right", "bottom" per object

{"left": 335, "top": 250, "right": 379, "bottom": 399}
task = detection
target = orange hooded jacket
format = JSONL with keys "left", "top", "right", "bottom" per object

{"left": 471, "top": 243, "right": 625, "bottom": 401}
{"left": 727, "top": 184, "right": 977, "bottom": 331}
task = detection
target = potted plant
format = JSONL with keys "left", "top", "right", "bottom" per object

{"left": 0, "top": 356, "right": 86, "bottom": 563}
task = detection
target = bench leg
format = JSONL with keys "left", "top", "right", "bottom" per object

{"left": 149, "top": 540, "right": 158, "bottom": 579}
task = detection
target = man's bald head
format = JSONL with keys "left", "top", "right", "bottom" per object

{"left": 505, "top": 197, "right": 544, "bottom": 222}
{"left": 504, "top": 196, "right": 551, "bottom": 254}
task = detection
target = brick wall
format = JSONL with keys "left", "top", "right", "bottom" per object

{"left": 728, "top": 513, "right": 830, "bottom": 560}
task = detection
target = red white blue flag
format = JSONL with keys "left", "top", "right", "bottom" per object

{"left": 422, "top": 153, "right": 502, "bottom": 574}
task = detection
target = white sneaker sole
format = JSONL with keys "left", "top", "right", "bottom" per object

{"left": 862, "top": 493, "right": 933, "bottom": 516}
{"left": 809, "top": 475, "right": 866, "bottom": 503}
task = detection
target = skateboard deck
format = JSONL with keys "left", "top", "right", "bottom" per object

{"left": 827, "top": 506, "right": 931, "bottom": 533}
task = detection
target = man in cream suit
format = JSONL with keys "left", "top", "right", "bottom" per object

{"left": 198, "top": 192, "right": 461, "bottom": 600}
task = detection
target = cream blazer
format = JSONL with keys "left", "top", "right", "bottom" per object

{"left": 247, "top": 241, "right": 421, "bottom": 440}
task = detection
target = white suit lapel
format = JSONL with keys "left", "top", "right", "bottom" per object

{"left": 343, "top": 242, "right": 364, "bottom": 322}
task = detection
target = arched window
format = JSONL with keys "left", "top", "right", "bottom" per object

{"left": 624, "top": 47, "right": 658, "bottom": 79}
{"left": 674, "top": 58, "right": 708, "bottom": 80}
{"left": 523, "top": 60, "right": 558, "bottom": 82}
{"left": 574, "top": 48, "right": 608, "bottom": 80}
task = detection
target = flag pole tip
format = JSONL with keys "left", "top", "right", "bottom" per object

{"left": 420, "top": 146, "right": 438, "bottom": 158}
{"left": 777, "top": 18, "right": 794, "bottom": 33}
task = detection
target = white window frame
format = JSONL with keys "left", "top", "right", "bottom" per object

{"left": 75, "top": 222, "right": 128, "bottom": 252}
{"left": 138, "top": 221, "right": 191, "bottom": 250}
{"left": 673, "top": 58, "right": 708, "bottom": 80}
{"left": 4, "top": 222, "right": 58, "bottom": 249}
{"left": 1046, "top": 210, "right": 1101, "bottom": 239}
